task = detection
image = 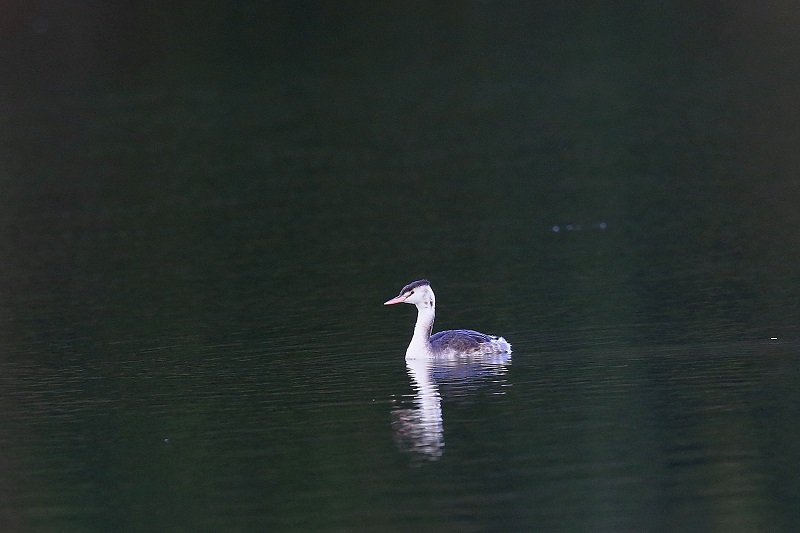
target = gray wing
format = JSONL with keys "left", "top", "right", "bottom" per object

{"left": 430, "top": 329, "right": 496, "bottom": 352}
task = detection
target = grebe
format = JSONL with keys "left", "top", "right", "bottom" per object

{"left": 384, "top": 279, "right": 511, "bottom": 359}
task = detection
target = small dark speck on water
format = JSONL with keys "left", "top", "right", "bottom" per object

{"left": 551, "top": 222, "right": 607, "bottom": 233}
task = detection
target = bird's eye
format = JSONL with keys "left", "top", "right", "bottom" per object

{"left": 408, "top": 290, "right": 414, "bottom": 295}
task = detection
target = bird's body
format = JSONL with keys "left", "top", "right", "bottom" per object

{"left": 384, "top": 279, "right": 511, "bottom": 359}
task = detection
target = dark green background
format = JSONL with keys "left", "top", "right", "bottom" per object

{"left": 1, "top": 2, "right": 798, "bottom": 531}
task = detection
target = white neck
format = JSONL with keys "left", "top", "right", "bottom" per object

{"left": 407, "top": 300, "right": 436, "bottom": 359}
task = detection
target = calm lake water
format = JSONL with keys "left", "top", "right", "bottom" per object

{"left": 2, "top": 2, "right": 800, "bottom": 531}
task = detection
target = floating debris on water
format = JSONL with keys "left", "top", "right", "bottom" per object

{"left": 551, "top": 222, "right": 608, "bottom": 233}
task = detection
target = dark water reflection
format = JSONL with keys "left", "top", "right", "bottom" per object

{"left": 393, "top": 352, "right": 511, "bottom": 462}
{"left": 2, "top": 1, "right": 800, "bottom": 531}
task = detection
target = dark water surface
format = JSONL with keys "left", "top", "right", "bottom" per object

{"left": 2, "top": 2, "right": 800, "bottom": 531}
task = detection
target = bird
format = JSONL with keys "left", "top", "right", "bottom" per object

{"left": 384, "top": 279, "right": 511, "bottom": 359}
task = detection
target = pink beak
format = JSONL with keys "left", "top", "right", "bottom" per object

{"left": 383, "top": 293, "right": 409, "bottom": 305}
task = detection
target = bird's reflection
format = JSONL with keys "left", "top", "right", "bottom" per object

{"left": 392, "top": 352, "right": 511, "bottom": 462}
